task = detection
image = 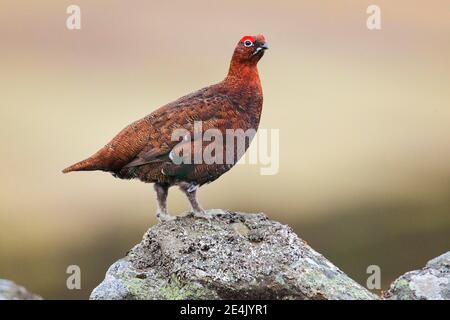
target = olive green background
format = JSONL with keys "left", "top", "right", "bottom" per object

{"left": 0, "top": 0, "right": 449, "bottom": 299}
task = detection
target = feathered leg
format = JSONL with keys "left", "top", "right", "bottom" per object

{"left": 154, "top": 183, "right": 174, "bottom": 222}
{"left": 179, "top": 183, "right": 211, "bottom": 218}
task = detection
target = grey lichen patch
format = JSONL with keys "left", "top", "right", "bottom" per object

{"left": 383, "top": 252, "right": 450, "bottom": 300}
{"left": 90, "top": 209, "right": 378, "bottom": 300}
{"left": 0, "top": 279, "right": 42, "bottom": 300}
{"left": 231, "top": 222, "right": 250, "bottom": 238}
{"left": 409, "top": 274, "right": 448, "bottom": 300}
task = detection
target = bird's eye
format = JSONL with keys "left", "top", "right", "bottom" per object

{"left": 243, "top": 40, "right": 253, "bottom": 47}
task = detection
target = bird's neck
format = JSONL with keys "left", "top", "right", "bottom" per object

{"left": 224, "top": 61, "right": 262, "bottom": 93}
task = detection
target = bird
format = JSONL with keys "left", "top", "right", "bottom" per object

{"left": 63, "top": 34, "right": 268, "bottom": 222}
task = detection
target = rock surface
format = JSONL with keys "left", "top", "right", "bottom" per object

{"left": 0, "top": 279, "right": 42, "bottom": 300}
{"left": 91, "top": 210, "right": 377, "bottom": 300}
{"left": 383, "top": 252, "right": 450, "bottom": 300}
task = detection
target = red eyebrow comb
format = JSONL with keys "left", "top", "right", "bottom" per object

{"left": 240, "top": 36, "right": 255, "bottom": 43}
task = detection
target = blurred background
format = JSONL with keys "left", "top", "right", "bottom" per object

{"left": 0, "top": 0, "right": 449, "bottom": 299}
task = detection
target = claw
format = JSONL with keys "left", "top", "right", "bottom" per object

{"left": 191, "top": 210, "right": 214, "bottom": 220}
{"left": 157, "top": 212, "right": 176, "bottom": 222}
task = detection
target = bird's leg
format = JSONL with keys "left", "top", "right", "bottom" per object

{"left": 179, "top": 183, "right": 211, "bottom": 219}
{"left": 154, "top": 183, "right": 174, "bottom": 222}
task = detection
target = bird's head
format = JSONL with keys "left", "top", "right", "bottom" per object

{"left": 232, "top": 34, "right": 268, "bottom": 64}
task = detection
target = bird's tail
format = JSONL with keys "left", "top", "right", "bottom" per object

{"left": 62, "top": 157, "right": 101, "bottom": 173}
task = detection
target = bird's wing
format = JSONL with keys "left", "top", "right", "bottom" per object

{"left": 122, "top": 148, "right": 168, "bottom": 168}
{"left": 122, "top": 92, "right": 237, "bottom": 169}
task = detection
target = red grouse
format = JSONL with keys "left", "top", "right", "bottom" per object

{"left": 63, "top": 34, "right": 268, "bottom": 221}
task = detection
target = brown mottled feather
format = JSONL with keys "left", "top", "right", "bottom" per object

{"left": 63, "top": 34, "right": 266, "bottom": 189}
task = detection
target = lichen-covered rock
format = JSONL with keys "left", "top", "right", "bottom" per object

{"left": 0, "top": 279, "right": 42, "bottom": 300}
{"left": 383, "top": 252, "right": 449, "bottom": 300}
{"left": 91, "top": 210, "right": 377, "bottom": 300}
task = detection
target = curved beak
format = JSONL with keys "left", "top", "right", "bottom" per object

{"left": 252, "top": 42, "right": 269, "bottom": 56}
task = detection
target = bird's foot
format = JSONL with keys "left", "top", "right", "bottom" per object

{"left": 156, "top": 211, "right": 176, "bottom": 223}
{"left": 190, "top": 210, "right": 214, "bottom": 220}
